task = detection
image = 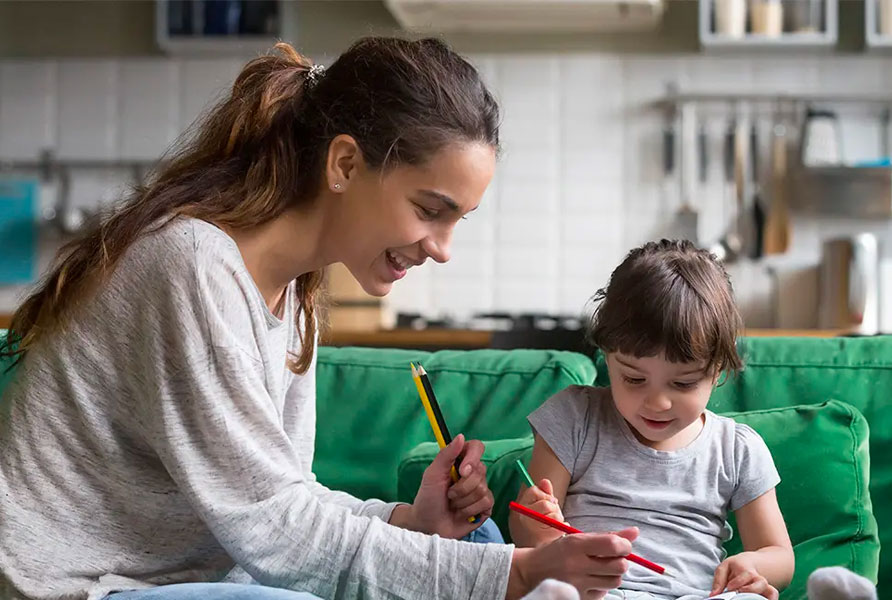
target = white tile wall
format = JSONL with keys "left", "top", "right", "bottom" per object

{"left": 3, "top": 51, "right": 892, "bottom": 326}
{"left": 119, "top": 61, "right": 180, "bottom": 160}
{"left": 57, "top": 61, "right": 119, "bottom": 160}
{"left": 0, "top": 62, "right": 56, "bottom": 160}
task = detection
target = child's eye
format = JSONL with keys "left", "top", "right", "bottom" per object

{"left": 623, "top": 376, "right": 645, "bottom": 386}
{"left": 674, "top": 381, "right": 699, "bottom": 390}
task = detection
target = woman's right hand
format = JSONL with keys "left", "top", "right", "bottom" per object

{"left": 505, "top": 527, "right": 639, "bottom": 600}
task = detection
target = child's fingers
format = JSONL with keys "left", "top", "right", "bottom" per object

{"left": 529, "top": 499, "right": 564, "bottom": 521}
{"left": 518, "top": 484, "right": 556, "bottom": 506}
{"left": 738, "top": 581, "right": 778, "bottom": 600}
{"left": 725, "top": 571, "right": 757, "bottom": 591}
{"left": 711, "top": 562, "right": 731, "bottom": 595}
{"left": 538, "top": 478, "right": 554, "bottom": 496}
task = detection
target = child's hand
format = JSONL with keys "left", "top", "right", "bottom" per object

{"left": 712, "top": 554, "right": 779, "bottom": 600}
{"left": 517, "top": 478, "right": 567, "bottom": 533}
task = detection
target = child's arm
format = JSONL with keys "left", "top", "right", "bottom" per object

{"left": 508, "top": 434, "right": 571, "bottom": 548}
{"left": 711, "top": 488, "right": 794, "bottom": 598}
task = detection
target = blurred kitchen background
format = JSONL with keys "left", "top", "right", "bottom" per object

{"left": 4, "top": 0, "right": 892, "bottom": 351}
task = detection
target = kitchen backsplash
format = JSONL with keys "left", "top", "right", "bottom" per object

{"left": 2, "top": 52, "right": 892, "bottom": 327}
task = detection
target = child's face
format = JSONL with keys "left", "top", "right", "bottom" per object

{"left": 606, "top": 351, "right": 716, "bottom": 451}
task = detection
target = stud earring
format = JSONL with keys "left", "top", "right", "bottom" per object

{"left": 333, "top": 183, "right": 342, "bottom": 190}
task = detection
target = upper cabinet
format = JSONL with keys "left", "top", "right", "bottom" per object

{"left": 866, "top": 0, "right": 892, "bottom": 48}
{"left": 156, "top": 0, "right": 281, "bottom": 54}
{"left": 699, "top": 0, "right": 838, "bottom": 49}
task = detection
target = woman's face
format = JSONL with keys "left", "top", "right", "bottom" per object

{"left": 334, "top": 141, "right": 496, "bottom": 297}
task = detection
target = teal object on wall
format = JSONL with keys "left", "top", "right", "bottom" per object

{"left": 0, "top": 179, "right": 38, "bottom": 284}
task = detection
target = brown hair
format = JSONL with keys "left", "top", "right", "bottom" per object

{"left": 587, "top": 239, "right": 743, "bottom": 376}
{"left": 1, "top": 37, "right": 500, "bottom": 373}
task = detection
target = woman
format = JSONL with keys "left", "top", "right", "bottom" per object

{"left": 0, "top": 38, "right": 636, "bottom": 600}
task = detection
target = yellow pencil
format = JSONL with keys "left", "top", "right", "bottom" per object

{"left": 411, "top": 363, "right": 458, "bottom": 482}
{"left": 411, "top": 363, "right": 477, "bottom": 523}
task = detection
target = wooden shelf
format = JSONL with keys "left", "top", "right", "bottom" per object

{"left": 323, "top": 329, "right": 493, "bottom": 350}
{"left": 700, "top": 32, "right": 836, "bottom": 49}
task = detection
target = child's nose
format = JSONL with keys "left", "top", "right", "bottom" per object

{"left": 644, "top": 393, "right": 672, "bottom": 412}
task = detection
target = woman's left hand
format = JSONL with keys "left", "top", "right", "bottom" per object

{"left": 408, "top": 434, "right": 494, "bottom": 539}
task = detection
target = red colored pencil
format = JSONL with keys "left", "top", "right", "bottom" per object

{"left": 508, "top": 501, "right": 675, "bottom": 578}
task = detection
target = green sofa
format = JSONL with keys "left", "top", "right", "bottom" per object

{"left": 314, "top": 340, "right": 884, "bottom": 600}
{"left": 0, "top": 333, "right": 885, "bottom": 600}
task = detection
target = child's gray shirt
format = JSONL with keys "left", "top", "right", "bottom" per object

{"left": 529, "top": 385, "right": 780, "bottom": 599}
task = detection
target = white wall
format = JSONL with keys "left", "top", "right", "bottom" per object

{"left": 2, "top": 52, "right": 892, "bottom": 327}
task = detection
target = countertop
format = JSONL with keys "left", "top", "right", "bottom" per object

{"left": 322, "top": 328, "right": 849, "bottom": 349}
{"left": 0, "top": 312, "right": 850, "bottom": 348}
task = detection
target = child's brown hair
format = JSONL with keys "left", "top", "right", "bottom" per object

{"left": 587, "top": 239, "right": 743, "bottom": 376}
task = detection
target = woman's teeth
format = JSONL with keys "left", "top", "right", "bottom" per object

{"left": 387, "top": 250, "right": 410, "bottom": 270}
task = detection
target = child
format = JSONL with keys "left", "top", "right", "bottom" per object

{"left": 509, "top": 239, "right": 794, "bottom": 600}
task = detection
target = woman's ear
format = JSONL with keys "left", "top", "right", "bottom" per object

{"left": 325, "top": 134, "right": 363, "bottom": 192}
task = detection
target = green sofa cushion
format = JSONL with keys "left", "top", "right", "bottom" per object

{"left": 314, "top": 346, "right": 597, "bottom": 502}
{"left": 700, "top": 336, "right": 890, "bottom": 594}
{"left": 397, "top": 400, "right": 879, "bottom": 600}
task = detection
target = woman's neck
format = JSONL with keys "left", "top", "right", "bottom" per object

{"left": 224, "top": 205, "right": 334, "bottom": 312}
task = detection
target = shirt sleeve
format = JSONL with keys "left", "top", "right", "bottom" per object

{"left": 136, "top": 258, "right": 513, "bottom": 600}
{"left": 280, "top": 343, "right": 402, "bottom": 522}
{"left": 527, "top": 385, "right": 595, "bottom": 478}
{"left": 730, "top": 424, "right": 782, "bottom": 511}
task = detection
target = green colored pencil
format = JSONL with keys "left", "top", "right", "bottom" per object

{"left": 515, "top": 459, "right": 536, "bottom": 488}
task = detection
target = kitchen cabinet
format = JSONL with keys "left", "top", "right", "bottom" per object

{"left": 156, "top": 0, "right": 281, "bottom": 54}
{"left": 699, "top": 0, "right": 837, "bottom": 49}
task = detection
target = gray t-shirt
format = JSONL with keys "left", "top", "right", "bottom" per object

{"left": 0, "top": 217, "right": 512, "bottom": 600}
{"left": 529, "top": 385, "right": 780, "bottom": 599}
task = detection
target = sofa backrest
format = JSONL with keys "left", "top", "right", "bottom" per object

{"left": 313, "top": 346, "right": 596, "bottom": 501}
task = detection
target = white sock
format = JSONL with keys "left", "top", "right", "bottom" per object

{"left": 807, "top": 566, "right": 877, "bottom": 600}
{"left": 519, "top": 578, "right": 581, "bottom": 600}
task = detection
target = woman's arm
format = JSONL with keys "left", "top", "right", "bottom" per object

{"left": 508, "top": 434, "right": 571, "bottom": 547}
{"left": 711, "top": 488, "right": 795, "bottom": 597}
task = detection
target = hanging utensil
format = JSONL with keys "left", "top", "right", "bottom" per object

{"left": 734, "top": 116, "right": 754, "bottom": 258}
{"left": 698, "top": 121, "right": 709, "bottom": 185}
{"left": 662, "top": 111, "right": 676, "bottom": 201}
{"left": 763, "top": 121, "right": 791, "bottom": 255}
{"left": 750, "top": 123, "right": 767, "bottom": 260}
{"left": 671, "top": 102, "right": 699, "bottom": 244}
{"left": 708, "top": 115, "right": 743, "bottom": 262}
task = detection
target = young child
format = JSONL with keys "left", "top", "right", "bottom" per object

{"left": 509, "top": 240, "right": 794, "bottom": 600}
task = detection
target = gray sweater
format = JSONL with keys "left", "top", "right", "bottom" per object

{"left": 0, "top": 218, "right": 512, "bottom": 600}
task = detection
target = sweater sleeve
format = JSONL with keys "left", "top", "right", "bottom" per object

{"left": 280, "top": 343, "right": 402, "bottom": 522}
{"left": 136, "top": 252, "right": 513, "bottom": 600}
